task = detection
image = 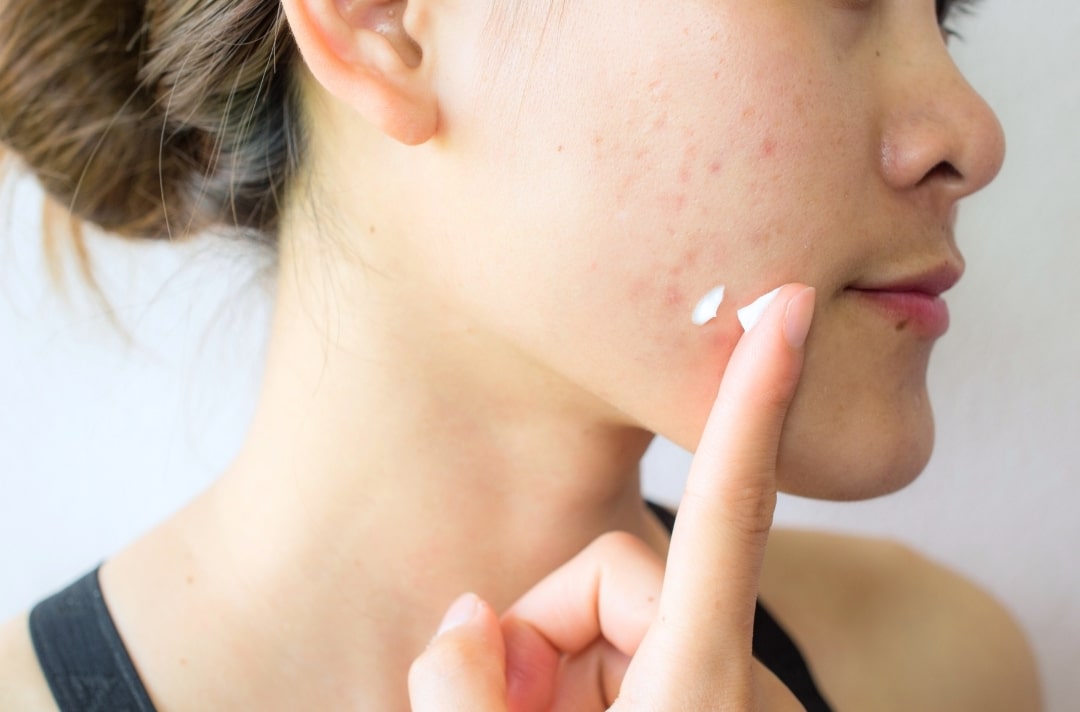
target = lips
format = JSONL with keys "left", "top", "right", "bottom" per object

{"left": 852, "top": 263, "right": 963, "bottom": 296}
{"left": 848, "top": 263, "right": 963, "bottom": 338}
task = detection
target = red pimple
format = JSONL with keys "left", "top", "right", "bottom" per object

{"left": 664, "top": 284, "right": 684, "bottom": 306}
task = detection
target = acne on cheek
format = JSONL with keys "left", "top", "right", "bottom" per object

{"left": 661, "top": 284, "right": 685, "bottom": 312}
{"left": 622, "top": 242, "right": 704, "bottom": 315}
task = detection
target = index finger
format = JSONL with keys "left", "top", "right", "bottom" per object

{"left": 654, "top": 283, "right": 815, "bottom": 660}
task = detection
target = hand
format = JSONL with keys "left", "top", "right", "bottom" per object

{"left": 409, "top": 284, "right": 817, "bottom": 711}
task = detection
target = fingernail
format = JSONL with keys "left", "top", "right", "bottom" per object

{"left": 783, "top": 287, "right": 816, "bottom": 349}
{"left": 437, "top": 593, "right": 480, "bottom": 635}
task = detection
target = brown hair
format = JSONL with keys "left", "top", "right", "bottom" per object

{"left": 0, "top": 0, "right": 306, "bottom": 243}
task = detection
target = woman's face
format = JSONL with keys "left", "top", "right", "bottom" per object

{"left": 367, "top": 0, "right": 1004, "bottom": 498}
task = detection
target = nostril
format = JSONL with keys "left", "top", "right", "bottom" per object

{"left": 919, "top": 160, "right": 962, "bottom": 186}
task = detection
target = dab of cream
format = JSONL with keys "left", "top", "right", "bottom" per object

{"left": 736, "top": 286, "right": 783, "bottom": 332}
{"left": 691, "top": 285, "right": 726, "bottom": 326}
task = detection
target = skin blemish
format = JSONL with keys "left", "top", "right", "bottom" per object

{"left": 557, "top": 144, "right": 564, "bottom": 153}
{"left": 664, "top": 284, "right": 685, "bottom": 307}
{"left": 896, "top": 319, "right": 910, "bottom": 332}
{"left": 761, "top": 138, "right": 777, "bottom": 158}
{"left": 708, "top": 159, "right": 723, "bottom": 175}
{"left": 657, "top": 192, "right": 688, "bottom": 212}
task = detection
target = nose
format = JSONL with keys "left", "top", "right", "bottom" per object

{"left": 879, "top": 46, "right": 1006, "bottom": 205}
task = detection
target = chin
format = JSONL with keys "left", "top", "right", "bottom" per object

{"left": 775, "top": 391, "right": 938, "bottom": 502}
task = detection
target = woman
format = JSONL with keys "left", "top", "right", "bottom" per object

{"left": 0, "top": 0, "right": 1041, "bottom": 709}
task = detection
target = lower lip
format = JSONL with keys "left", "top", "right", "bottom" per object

{"left": 850, "top": 289, "right": 951, "bottom": 338}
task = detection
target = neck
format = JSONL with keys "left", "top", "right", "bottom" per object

{"left": 104, "top": 228, "right": 669, "bottom": 710}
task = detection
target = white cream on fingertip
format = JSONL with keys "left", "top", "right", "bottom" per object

{"left": 737, "top": 286, "right": 784, "bottom": 331}
{"left": 690, "top": 285, "right": 726, "bottom": 326}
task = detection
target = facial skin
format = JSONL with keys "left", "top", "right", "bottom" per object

{"left": 312, "top": 0, "right": 1004, "bottom": 500}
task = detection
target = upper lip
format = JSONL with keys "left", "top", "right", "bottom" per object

{"left": 850, "top": 262, "right": 964, "bottom": 297}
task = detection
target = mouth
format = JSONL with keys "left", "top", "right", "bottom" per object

{"left": 847, "top": 263, "right": 963, "bottom": 339}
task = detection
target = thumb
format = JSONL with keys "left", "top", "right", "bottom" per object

{"left": 409, "top": 593, "right": 509, "bottom": 712}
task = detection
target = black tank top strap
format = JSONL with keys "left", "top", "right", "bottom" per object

{"left": 29, "top": 565, "right": 157, "bottom": 712}
{"left": 645, "top": 500, "right": 835, "bottom": 711}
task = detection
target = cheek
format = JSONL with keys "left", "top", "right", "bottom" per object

{"left": 438, "top": 6, "right": 871, "bottom": 424}
{"left": 584, "top": 56, "right": 845, "bottom": 277}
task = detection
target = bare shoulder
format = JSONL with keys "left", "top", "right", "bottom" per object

{"left": 0, "top": 613, "right": 59, "bottom": 712}
{"left": 761, "top": 529, "right": 1043, "bottom": 712}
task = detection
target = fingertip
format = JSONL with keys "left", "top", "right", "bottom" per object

{"left": 783, "top": 286, "right": 816, "bottom": 349}
{"left": 437, "top": 592, "right": 483, "bottom": 636}
{"left": 426, "top": 592, "right": 505, "bottom": 662}
{"left": 411, "top": 594, "right": 507, "bottom": 711}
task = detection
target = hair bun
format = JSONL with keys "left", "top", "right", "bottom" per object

{"left": 0, "top": 0, "right": 302, "bottom": 240}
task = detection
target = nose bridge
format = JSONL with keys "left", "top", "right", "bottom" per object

{"left": 881, "top": 41, "right": 1006, "bottom": 199}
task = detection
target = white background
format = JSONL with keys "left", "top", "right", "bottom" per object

{"left": 2, "top": 3, "right": 1077, "bottom": 709}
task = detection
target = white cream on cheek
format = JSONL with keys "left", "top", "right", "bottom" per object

{"left": 690, "top": 285, "right": 726, "bottom": 326}
{"left": 690, "top": 285, "right": 784, "bottom": 331}
{"left": 736, "top": 286, "right": 783, "bottom": 331}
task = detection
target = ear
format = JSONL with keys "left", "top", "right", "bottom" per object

{"left": 283, "top": 0, "right": 438, "bottom": 145}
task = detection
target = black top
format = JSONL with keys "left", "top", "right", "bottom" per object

{"left": 29, "top": 502, "right": 834, "bottom": 711}
{"left": 29, "top": 568, "right": 156, "bottom": 712}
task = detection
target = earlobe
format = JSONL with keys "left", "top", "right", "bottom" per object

{"left": 283, "top": 0, "right": 437, "bottom": 145}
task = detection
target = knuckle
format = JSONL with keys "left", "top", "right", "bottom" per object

{"left": 722, "top": 483, "right": 778, "bottom": 537}
{"left": 682, "top": 480, "right": 777, "bottom": 538}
